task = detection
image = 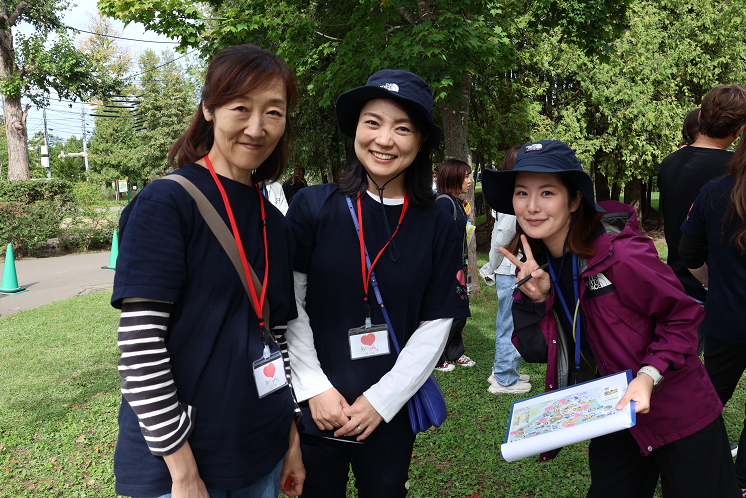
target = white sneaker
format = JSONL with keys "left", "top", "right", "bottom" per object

{"left": 434, "top": 361, "right": 455, "bottom": 372}
{"left": 488, "top": 379, "right": 532, "bottom": 395}
{"left": 488, "top": 368, "right": 529, "bottom": 386}
{"left": 453, "top": 354, "right": 476, "bottom": 367}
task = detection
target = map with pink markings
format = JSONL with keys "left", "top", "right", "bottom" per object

{"left": 507, "top": 388, "right": 617, "bottom": 443}
{"left": 501, "top": 371, "right": 636, "bottom": 462}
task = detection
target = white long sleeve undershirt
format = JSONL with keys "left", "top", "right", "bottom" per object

{"left": 285, "top": 271, "right": 451, "bottom": 423}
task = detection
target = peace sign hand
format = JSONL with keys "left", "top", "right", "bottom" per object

{"left": 498, "top": 235, "right": 551, "bottom": 303}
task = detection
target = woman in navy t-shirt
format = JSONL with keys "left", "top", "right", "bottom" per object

{"left": 285, "top": 70, "right": 470, "bottom": 497}
{"left": 111, "top": 45, "right": 305, "bottom": 498}
{"left": 681, "top": 131, "right": 746, "bottom": 492}
{"left": 434, "top": 158, "right": 476, "bottom": 371}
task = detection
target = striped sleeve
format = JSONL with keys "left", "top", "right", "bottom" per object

{"left": 272, "top": 325, "right": 302, "bottom": 423}
{"left": 117, "top": 297, "right": 195, "bottom": 456}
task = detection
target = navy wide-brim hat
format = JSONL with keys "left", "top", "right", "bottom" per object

{"left": 482, "top": 140, "right": 603, "bottom": 216}
{"left": 335, "top": 69, "right": 442, "bottom": 151}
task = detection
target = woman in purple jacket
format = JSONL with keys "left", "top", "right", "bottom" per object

{"left": 482, "top": 140, "right": 739, "bottom": 497}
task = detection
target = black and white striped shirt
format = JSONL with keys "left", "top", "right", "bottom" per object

{"left": 117, "top": 298, "right": 194, "bottom": 456}
{"left": 117, "top": 298, "right": 300, "bottom": 457}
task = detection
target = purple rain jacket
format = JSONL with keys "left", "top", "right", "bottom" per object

{"left": 511, "top": 201, "right": 722, "bottom": 457}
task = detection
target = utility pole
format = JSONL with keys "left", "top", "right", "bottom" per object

{"left": 42, "top": 107, "right": 51, "bottom": 178}
{"left": 81, "top": 105, "right": 89, "bottom": 171}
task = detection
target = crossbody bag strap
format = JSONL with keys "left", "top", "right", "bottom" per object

{"left": 344, "top": 195, "right": 403, "bottom": 355}
{"left": 161, "top": 175, "right": 270, "bottom": 327}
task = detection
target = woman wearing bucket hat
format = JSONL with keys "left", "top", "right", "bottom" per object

{"left": 284, "top": 69, "right": 470, "bottom": 497}
{"left": 482, "top": 140, "right": 739, "bottom": 497}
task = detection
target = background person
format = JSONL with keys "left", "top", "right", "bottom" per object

{"left": 282, "top": 165, "right": 307, "bottom": 204}
{"left": 480, "top": 145, "right": 531, "bottom": 394}
{"left": 681, "top": 107, "right": 701, "bottom": 147}
{"left": 285, "top": 69, "right": 470, "bottom": 498}
{"left": 434, "top": 158, "right": 476, "bottom": 372}
{"left": 658, "top": 85, "right": 746, "bottom": 354}
{"left": 110, "top": 45, "right": 304, "bottom": 498}
{"left": 258, "top": 179, "right": 289, "bottom": 215}
{"left": 681, "top": 132, "right": 746, "bottom": 491}
{"left": 483, "top": 140, "right": 738, "bottom": 497}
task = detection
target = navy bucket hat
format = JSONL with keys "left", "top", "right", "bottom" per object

{"left": 482, "top": 140, "right": 603, "bottom": 215}
{"left": 335, "top": 69, "right": 442, "bottom": 151}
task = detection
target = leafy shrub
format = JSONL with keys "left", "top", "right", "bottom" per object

{"left": 0, "top": 179, "right": 74, "bottom": 205}
{"left": 60, "top": 208, "right": 119, "bottom": 252}
{"left": 73, "top": 182, "right": 105, "bottom": 206}
{"left": 0, "top": 200, "right": 66, "bottom": 256}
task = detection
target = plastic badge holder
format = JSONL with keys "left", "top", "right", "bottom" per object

{"left": 348, "top": 323, "right": 391, "bottom": 360}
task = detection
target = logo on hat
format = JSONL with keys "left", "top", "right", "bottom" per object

{"left": 526, "top": 143, "right": 543, "bottom": 152}
{"left": 380, "top": 83, "right": 399, "bottom": 92}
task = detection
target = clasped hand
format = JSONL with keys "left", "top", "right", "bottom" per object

{"left": 308, "top": 388, "right": 383, "bottom": 441}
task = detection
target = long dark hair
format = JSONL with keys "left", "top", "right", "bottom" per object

{"left": 724, "top": 131, "right": 746, "bottom": 252}
{"left": 507, "top": 174, "right": 604, "bottom": 259}
{"left": 168, "top": 45, "right": 298, "bottom": 183}
{"left": 337, "top": 98, "right": 435, "bottom": 206}
{"left": 681, "top": 108, "right": 700, "bottom": 146}
{"left": 436, "top": 159, "right": 470, "bottom": 196}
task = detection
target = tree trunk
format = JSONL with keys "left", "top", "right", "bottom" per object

{"left": 0, "top": 4, "right": 31, "bottom": 181}
{"left": 440, "top": 73, "right": 480, "bottom": 293}
{"left": 624, "top": 177, "right": 642, "bottom": 219}
{"left": 592, "top": 153, "right": 610, "bottom": 202}
{"left": 2, "top": 94, "right": 29, "bottom": 180}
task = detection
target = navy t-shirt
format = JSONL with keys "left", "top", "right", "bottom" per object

{"left": 435, "top": 193, "right": 467, "bottom": 240}
{"left": 658, "top": 146, "right": 733, "bottom": 300}
{"left": 287, "top": 185, "right": 471, "bottom": 443}
{"left": 111, "top": 163, "right": 297, "bottom": 496}
{"left": 681, "top": 175, "right": 746, "bottom": 346}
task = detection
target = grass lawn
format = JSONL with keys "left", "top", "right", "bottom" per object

{"left": 1, "top": 253, "right": 744, "bottom": 497}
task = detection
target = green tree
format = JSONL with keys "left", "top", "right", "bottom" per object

{"left": 129, "top": 49, "right": 200, "bottom": 180}
{"left": 0, "top": 1, "right": 124, "bottom": 181}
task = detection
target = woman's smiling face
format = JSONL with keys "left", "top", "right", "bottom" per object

{"left": 354, "top": 98, "right": 421, "bottom": 191}
{"left": 512, "top": 172, "right": 581, "bottom": 257}
{"left": 203, "top": 79, "right": 287, "bottom": 185}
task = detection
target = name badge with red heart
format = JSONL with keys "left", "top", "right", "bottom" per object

{"left": 253, "top": 350, "right": 288, "bottom": 398}
{"left": 348, "top": 324, "right": 391, "bottom": 360}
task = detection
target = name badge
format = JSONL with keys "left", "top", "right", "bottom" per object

{"left": 252, "top": 351, "right": 288, "bottom": 398}
{"left": 348, "top": 324, "right": 391, "bottom": 360}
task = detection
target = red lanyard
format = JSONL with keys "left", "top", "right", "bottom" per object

{"left": 356, "top": 193, "right": 409, "bottom": 309}
{"left": 204, "top": 155, "right": 269, "bottom": 331}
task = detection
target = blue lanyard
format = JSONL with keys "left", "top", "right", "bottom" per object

{"left": 546, "top": 253, "right": 581, "bottom": 383}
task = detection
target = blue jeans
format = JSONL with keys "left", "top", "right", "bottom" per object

{"left": 134, "top": 458, "right": 283, "bottom": 498}
{"left": 493, "top": 274, "right": 523, "bottom": 387}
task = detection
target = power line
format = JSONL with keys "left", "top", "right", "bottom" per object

{"left": 67, "top": 25, "right": 180, "bottom": 44}
{"left": 130, "top": 49, "right": 198, "bottom": 77}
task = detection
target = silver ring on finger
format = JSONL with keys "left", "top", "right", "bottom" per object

{"left": 357, "top": 425, "right": 364, "bottom": 433}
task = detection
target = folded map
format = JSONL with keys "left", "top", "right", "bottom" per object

{"left": 501, "top": 370, "right": 636, "bottom": 462}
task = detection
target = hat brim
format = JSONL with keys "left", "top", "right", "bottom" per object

{"left": 482, "top": 166, "right": 601, "bottom": 216}
{"left": 335, "top": 86, "right": 442, "bottom": 151}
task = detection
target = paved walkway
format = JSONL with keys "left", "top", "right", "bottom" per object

{"left": 0, "top": 251, "right": 115, "bottom": 318}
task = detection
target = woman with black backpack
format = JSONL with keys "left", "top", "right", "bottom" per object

{"left": 433, "top": 158, "right": 476, "bottom": 372}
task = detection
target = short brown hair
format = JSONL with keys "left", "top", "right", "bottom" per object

{"left": 699, "top": 85, "right": 746, "bottom": 139}
{"left": 436, "top": 158, "right": 470, "bottom": 195}
{"left": 501, "top": 145, "right": 521, "bottom": 172}
{"left": 168, "top": 45, "right": 298, "bottom": 182}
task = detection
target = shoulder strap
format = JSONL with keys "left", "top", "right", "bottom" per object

{"left": 160, "top": 175, "right": 270, "bottom": 327}
{"left": 435, "top": 193, "right": 458, "bottom": 220}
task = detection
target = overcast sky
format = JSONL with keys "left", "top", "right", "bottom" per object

{"left": 13, "top": 1, "right": 183, "bottom": 143}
